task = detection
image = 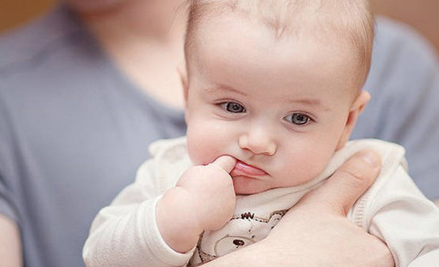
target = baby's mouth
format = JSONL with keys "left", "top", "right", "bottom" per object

{"left": 231, "top": 160, "right": 268, "bottom": 177}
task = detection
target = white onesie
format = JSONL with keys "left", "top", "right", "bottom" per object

{"left": 83, "top": 137, "right": 439, "bottom": 267}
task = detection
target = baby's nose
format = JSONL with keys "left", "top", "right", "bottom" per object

{"left": 238, "top": 128, "right": 276, "bottom": 156}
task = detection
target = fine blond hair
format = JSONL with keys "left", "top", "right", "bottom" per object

{"left": 184, "top": 0, "right": 374, "bottom": 89}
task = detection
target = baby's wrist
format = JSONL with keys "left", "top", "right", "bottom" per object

{"left": 156, "top": 187, "right": 203, "bottom": 252}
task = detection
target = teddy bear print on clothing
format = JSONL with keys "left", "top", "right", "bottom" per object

{"left": 189, "top": 210, "right": 288, "bottom": 265}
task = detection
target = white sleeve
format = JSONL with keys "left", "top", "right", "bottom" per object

{"left": 363, "top": 166, "right": 439, "bottom": 267}
{"left": 83, "top": 159, "right": 193, "bottom": 267}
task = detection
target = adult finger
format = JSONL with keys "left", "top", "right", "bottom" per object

{"left": 210, "top": 156, "right": 237, "bottom": 173}
{"left": 303, "top": 149, "right": 381, "bottom": 215}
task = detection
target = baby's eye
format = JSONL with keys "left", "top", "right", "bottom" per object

{"left": 220, "top": 102, "right": 246, "bottom": 113}
{"left": 284, "top": 113, "right": 311, "bottom": 125}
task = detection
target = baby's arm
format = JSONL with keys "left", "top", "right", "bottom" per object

{"left": 156, "top": 156, "right": 236, "bottom": 253}
{"left": 83, "top": 155, "right": 237, "bottom": 267}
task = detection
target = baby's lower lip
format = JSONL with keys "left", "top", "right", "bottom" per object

{"left": 231, "top": 161, "right": 267, "bottom": 177}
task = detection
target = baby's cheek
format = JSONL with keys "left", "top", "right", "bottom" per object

{"left": 283, "top": 153, "right": 332, "bottom": 186}
{"left": 187, "top": 121, "right": 228, "bottom": 165}
{"left": 187, "top": 133, "right": 219, "bottom": 166}
{"left": 302, "top": 154, "right": 334, "bottom": 181}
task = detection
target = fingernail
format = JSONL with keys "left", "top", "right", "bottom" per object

{"left": 360, "top": 150, "right": 380, "bottom": 167}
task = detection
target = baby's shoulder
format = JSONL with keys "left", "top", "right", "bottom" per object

{"left": 148, "top": 136, "right": 189, "bottom": 163}
{"left": 136, "top": 137, "right": 191, "bottom": 193}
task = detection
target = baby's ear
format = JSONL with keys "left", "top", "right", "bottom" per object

{"left": 336, "top": 91, "right": 370, "bottom": 150}
{"left": 177, "top": 63, "right": 189, "bottom": 107}
{"left": 177, "top": 63, "right": 190, "bottom": 124}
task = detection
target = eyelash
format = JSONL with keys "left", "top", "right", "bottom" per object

{"left": 219, "top": 101, "right": 246, "bottom": 113}
{"left": 217, "top": 101, "right": 314, "bottom": 126}
{"left": 284, "top": 113, "right": 313, "bottom": 126}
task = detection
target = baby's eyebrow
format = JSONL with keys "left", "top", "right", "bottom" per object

{"left": 289, "top": 98, "right": 321, "bottom": 106}
{"left": 286, "top": 98, "right": 330, "bottom": 111}
{"left": 204, "top": 85, "right": 330, "bottom": 111}
{"left": 204, "top": 84, "right": 248, "bottom": 96}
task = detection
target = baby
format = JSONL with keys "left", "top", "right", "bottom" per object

{"left": 83, "top": 0, "right": 439, "bottom": 266}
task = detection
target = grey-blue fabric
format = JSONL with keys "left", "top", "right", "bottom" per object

{"left": 0, "top": 5, "right": 438, "bottom": 267}
{"left": 353, "top": 16, "right": 439, "bottom": 199}
{"left": 0, "top": 6, "right": 186, "bottom": 267}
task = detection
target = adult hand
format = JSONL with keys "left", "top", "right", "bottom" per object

{"left": 203, "top": 150, "right": 394, "bottom": 267}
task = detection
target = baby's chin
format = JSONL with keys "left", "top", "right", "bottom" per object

{"left": 232, "top": 173, "right": 320, "bottom": 195}
{"left": 232, "top": 176, "right": 273, "bottom": 195}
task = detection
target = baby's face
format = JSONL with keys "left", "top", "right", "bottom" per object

{"left": 185, "top": 13, "right": 363, "bottom": 194}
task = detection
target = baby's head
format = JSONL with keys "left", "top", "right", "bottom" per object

{"left": 183, "top": 0, "right": 374, "bottom": 194}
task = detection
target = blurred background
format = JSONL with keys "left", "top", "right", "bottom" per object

{"left": 0, "top": 0, "right": 438, "bottom": 56}
{"left": 0, "top": 0, "right": 54, "bottom": 31}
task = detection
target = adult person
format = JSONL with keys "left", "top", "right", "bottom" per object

{"left": 0, "top": 1, "right": 437, "bottom": 267}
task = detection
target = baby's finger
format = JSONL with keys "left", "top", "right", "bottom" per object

{"left": 210, "top": 156, "right": 237, "bottom": 173}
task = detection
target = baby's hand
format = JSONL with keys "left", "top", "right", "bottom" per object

{"left": 156, "top": 156, "right": 236, "bottom": 253}
{"left": 177, "top": 156, "right": 237, "bottom": 231}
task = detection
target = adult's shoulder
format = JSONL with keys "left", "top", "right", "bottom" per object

{"left": 355, "top": 17, "right": 439, "bottom": 200}
{"left": 374, "top": 16, "right": 436, "bottom": 53}
{"left": 0, "top": 5, "right": 88, "bottom": 73}
{"left": 0, "top": 4, "right": 106, "bottom": 109}
{"left": 366, "top": 16, "right": 438, "bottom": 96}
{"left": 360, "top": 16, "right": 439, "bottom": 129}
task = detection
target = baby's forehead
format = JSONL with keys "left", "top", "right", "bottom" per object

{"left": 187, "top": 0, "right": 371, "bottom": 63}
{"left": 188, "top": 0, "right": 369, "bottom": 36}
{"left": 186, "top": 0, "right": 373, "bottom": 90}
{"left": 188, "top": 7, "right": 359, "bottom": 70}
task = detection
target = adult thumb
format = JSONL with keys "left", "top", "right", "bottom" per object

{"left": 301, "top": 150, "right": 381, "bottom": 215}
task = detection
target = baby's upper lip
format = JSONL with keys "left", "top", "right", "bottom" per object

{"left": 231, "top": 160, "right": 268, "bottom": 177}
